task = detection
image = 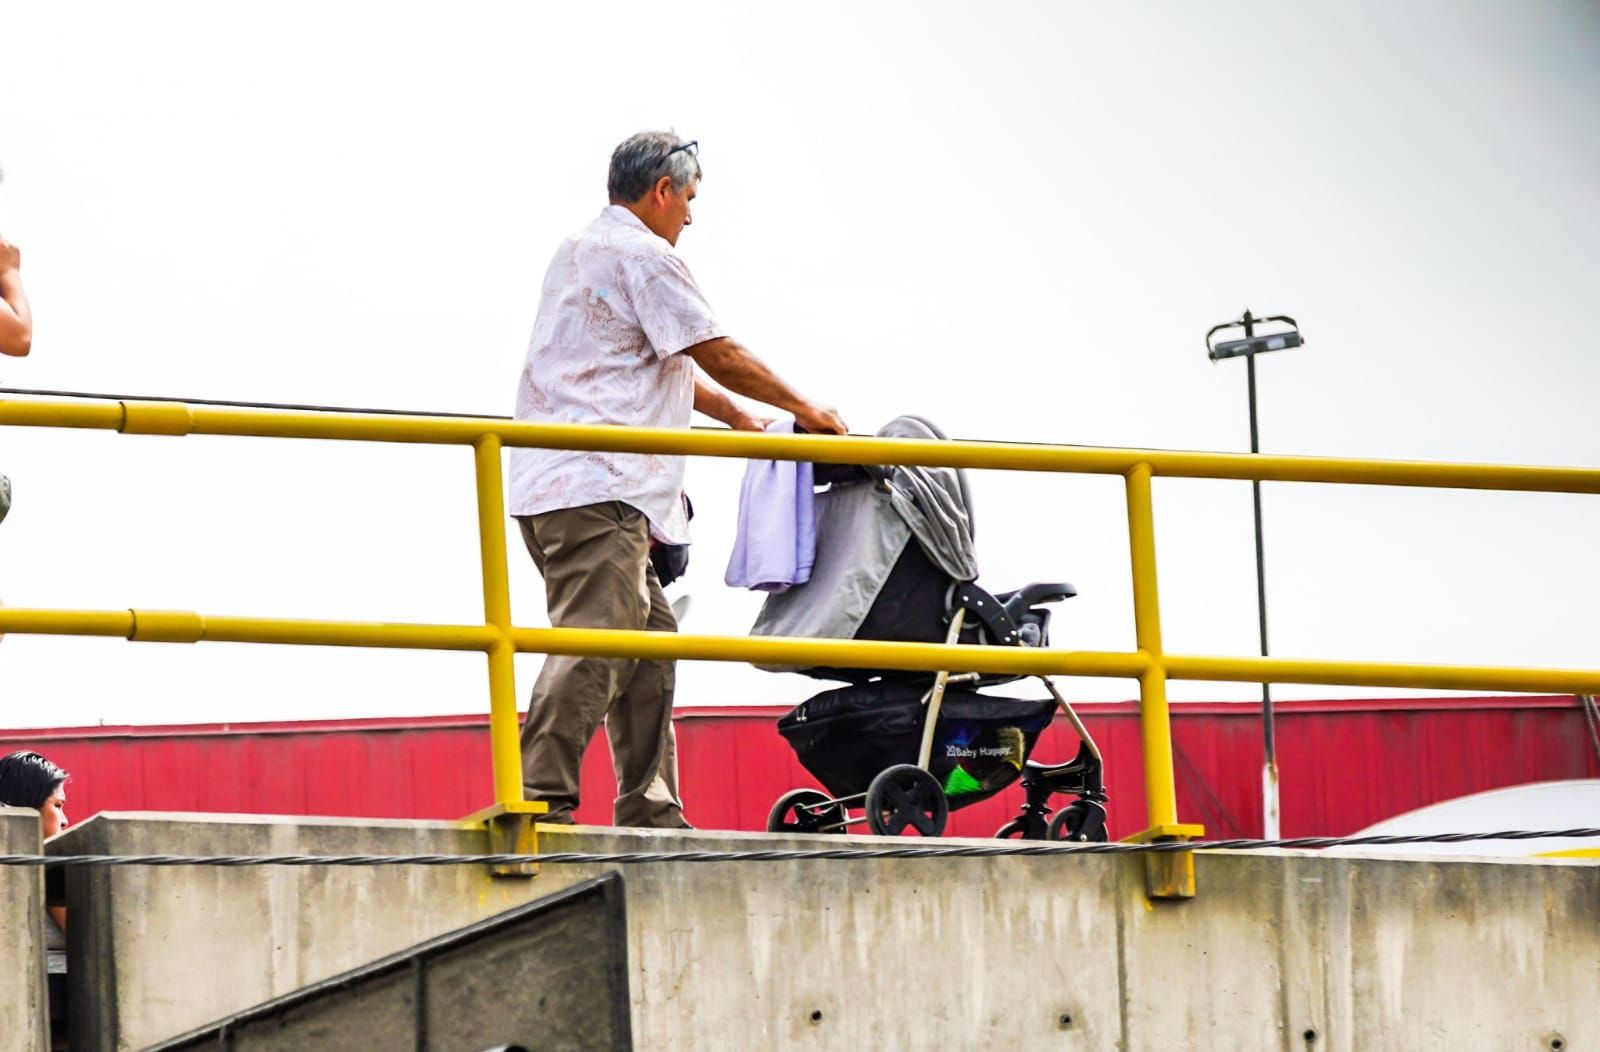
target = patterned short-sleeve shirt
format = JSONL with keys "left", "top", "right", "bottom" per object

{"left": 509, "top": 206, "right": 724, "bottom": 544}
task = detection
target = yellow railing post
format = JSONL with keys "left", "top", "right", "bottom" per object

{"left": 1124, "top": 463, "right": 1178, "bottom": 829}
{"left": 470, "top": 434, "right": 545, "bottom": 874}
{"left": 1125, "top": 463, "right": 1204, "bottom": 897}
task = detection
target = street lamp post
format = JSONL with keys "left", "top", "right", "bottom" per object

{"left": 1205, "top": 310, "right": 1304, "bottom": 839}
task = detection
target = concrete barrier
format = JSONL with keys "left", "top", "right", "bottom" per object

{"left": 49, "top": 812, "right": 1600, "bottom": 1050}
{"left": 0, "top": 806, "right": 49, "bottom": 1052}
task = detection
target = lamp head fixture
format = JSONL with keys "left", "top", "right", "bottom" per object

{"left": 1206, "top": 310, "right": 1304, "bottom": 362}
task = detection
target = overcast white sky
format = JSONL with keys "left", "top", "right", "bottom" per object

{"left": 0, "top": 1, "right": 1596, "bottom": 730}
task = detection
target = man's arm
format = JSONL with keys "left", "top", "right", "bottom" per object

{"left": 0, "top": 237, "right": 32, "bottom": 358}
{"left": 693, "top": 375, "right": 772, "bottom": 432}
{"left": 684, "top": 337, "right": 846, "bottom": 434}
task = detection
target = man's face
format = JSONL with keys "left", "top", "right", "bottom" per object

{"left": 659, "top": 176, "right": 696, "bottom": 246}
{"left": 40, "top": 786, "right": 66, "bottom": 839}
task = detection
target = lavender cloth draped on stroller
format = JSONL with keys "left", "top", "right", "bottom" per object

{"left": 753, "top": 416, "right": 1109, "bottom": 840}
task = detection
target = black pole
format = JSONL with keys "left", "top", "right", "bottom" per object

{"left": 1240, "top": 312, "right": 1277, "bottom": 781}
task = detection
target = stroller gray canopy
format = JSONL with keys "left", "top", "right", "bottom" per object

{"left": 749, "top": 415, "right": 978, "bottom": 668}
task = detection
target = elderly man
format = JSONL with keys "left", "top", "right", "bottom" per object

{"left": 0, "top": 234, "right": 31, "bottom": 358}
{"left": 510, "top": 131, "right": 846, "bottom": 827}
{"left": 0, "top": 233, "right": 30, "bottom": 536}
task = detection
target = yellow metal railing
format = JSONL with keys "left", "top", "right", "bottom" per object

{"left": 5, "top": 395, "right": 1600, "bottom": 845}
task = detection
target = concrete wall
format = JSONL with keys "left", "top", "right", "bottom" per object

{"left": 0, "top": 807, "right": 49, "bottom": 1052}
{"left": 50, "top": 812, "right": 1600, "bottom": 1051}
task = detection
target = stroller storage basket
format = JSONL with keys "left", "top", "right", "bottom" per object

{"left": 777, "top": 682, "right": 1055, "bottom": 810}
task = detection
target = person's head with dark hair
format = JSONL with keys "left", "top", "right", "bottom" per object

{"left": 0, "top": 751, "right": 69, "bottom": 837}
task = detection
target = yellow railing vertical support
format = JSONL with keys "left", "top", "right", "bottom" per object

{"left": 1125, "top": 463, "right": 1176, "bottom": 829}
{"left": 470, "top": 433, "right": 546, "bottom": 876}
{"left": 473, "top": 433, "right": 522, "bottom": 807}
{"left": 1125, "top": 463, "right": 1203, "bottom": 897}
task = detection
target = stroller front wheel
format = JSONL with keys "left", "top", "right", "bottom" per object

{"left": 865, "top": 764, "right": 949, "bottom": 837}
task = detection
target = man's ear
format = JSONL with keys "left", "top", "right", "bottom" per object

{"left": 652, "top": 175, "right": 675, "bottom": 203}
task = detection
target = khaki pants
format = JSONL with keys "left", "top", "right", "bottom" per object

{"left": 517, "top": 501, "right": 687, "bottom": 828}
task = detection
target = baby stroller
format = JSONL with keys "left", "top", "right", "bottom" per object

{"left": 754, "top": 416, "right": 1109, "bottom": 841}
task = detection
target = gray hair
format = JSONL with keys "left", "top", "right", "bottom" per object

{"left": 607, "top": 131, "right": 701, "bottom": 204}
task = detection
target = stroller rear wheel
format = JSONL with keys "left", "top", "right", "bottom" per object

{"left": 1048, "top": 800, "right": 1109, "bottom": 843}
{"left": 995, "top": 815, "right": 1050, "bottom": 840}
{"left": 994, "top": 818, "right": 1030, "bottom": 840}
{"left": 865, "top": 764, "right": 949, "bottom": 837}
{"left": 767, "top": 788, "right": 847, "bottom": 835}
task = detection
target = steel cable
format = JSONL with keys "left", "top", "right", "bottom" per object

{"left": 1, "top": 827, "right": 1596, "bottom": 867}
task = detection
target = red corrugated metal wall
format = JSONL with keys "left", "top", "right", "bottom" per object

{"left": 2, "top": 696, "right": 1594, "bottom": 840}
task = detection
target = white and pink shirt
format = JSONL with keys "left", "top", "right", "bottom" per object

{"left": 509, "top": 205, "right": 724, "bottom": 544}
